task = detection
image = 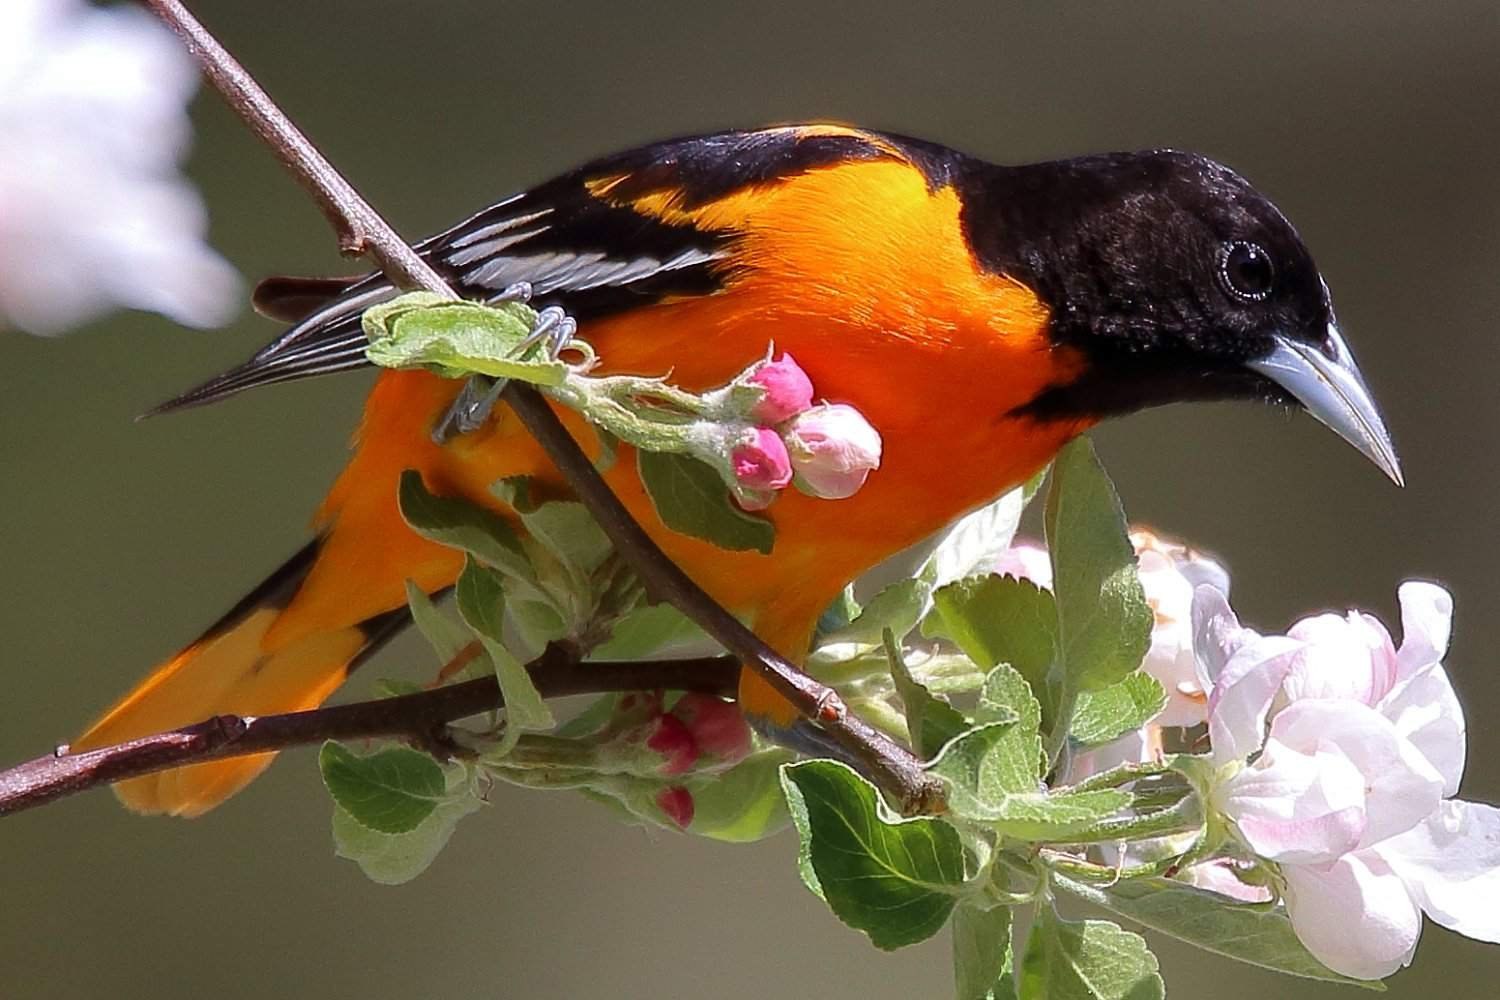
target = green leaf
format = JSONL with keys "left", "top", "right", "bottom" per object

{"left": 363, "top": 294, "right": 569, "bottom": 385}
{"left": 454, "top": 558, "right": 554, "bottom": 740}
{"left": 1019, "top": 907, "right": 1163, "bottom": 1000}
{"left": 403, "top": 581, "right": 473, "bottom": 666}
{"left": 823, "top": 578, "right": 930, "bottom": 647}
{"left": 780, "top": 760, "right": 966, "bottom": 950}
{"left": 319, "top": 742, "right": 447, "bottom": 835}
{"left": 975, "top": 663, "right": 1046, "bottom": 787}
{"left": 928, "top": 574, "right": 1060, "bottom": 706}
{"left": 927, "top": 722, "right": 1128, "bottom": 836}
{"left": 636, "top": 450, "right": 774, "bottom": 554}
{"left": 331, "top": 762, "right": 483, "bottom": 885}
{"left": 492, "top": 477, "right": 612, "bottom": 583}
{"left": 397, "top": 471, "right": 535, "bottom": 585}
{"left": 1069, "top": 673, "right": 1168, "bottom": 747}
{"left": 923, "top": 485, "right": 1028, "bottom": 587}
{"left": 689, "top": 748, "right": 795, "bottom": 842}
{"left": 886, "top": 628, "right": 971, "bottom": 760}
{"left": 953, "top": 902, "right": 1018, "bottom": 1000}
{"left": 979, "top": 788, "right": 1131, "bottom": 840}
{"left": 1043, "top": 439, "right": 1152, "bottom": 694}
{"left": 1053, "top": 875, "right": 1385, "bottom": 990}
{"left": 927, "top": 721, "right": 1024, "bottom": 819}
{"left": 590, "top": 602, "right": 708, "bottom": 660}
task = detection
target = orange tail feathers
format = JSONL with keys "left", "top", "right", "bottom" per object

{"left": 72, "top": 542, "right": 403, "bottom": 817}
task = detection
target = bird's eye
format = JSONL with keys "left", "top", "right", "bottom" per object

{"left": 1217, "top": 240, "right": 1275, "bottom": 303}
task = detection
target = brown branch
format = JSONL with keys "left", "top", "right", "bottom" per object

{"left": 134, "top": 0, "right": 944, "bottom": 815}
{"left": 0, "top": 651, "right": 737, "bottom": 817}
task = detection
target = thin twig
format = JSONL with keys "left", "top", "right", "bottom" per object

{"left": 134, "top": 0, "right": 943, "bottom": 815}
{"left": 0, "top": 652, "right": 736, "bottom": 817}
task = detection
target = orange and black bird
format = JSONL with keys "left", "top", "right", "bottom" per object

{"left": 73, "top": 124, "right": 1401, "bottom": 816}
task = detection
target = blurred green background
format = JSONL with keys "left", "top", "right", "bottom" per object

{"left": 3, "top": 2, "right": 1498, "bottom": 997}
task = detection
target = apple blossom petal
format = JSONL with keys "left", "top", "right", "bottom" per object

{"left": 744, "top": 352, "right": 814, "bottom": 424}
{"left": 1378, "top": 665, "right": 1465, "bottom": 797}
{"left": 1282, "top": 852, "right": 1421, "bottom": 980}
{"left": 1144, "top": 621, "right": 1208, "bottom": 727}
{"left": 1282, "top": 611, "right": 1397, "bottom": 706}
{"left": 1064, "top": 725, "right": 1154, "bottom": 785}
{"left": 1135, "top": 544, "right": 1210, "bottom": 726}
{"left": 1377, "top": 799, "right": 1500, "bottom": 944}
{"left": 991, "top": 539, "right": 1052, "bottom": 589}
{"left": 1218, "top": 744, "right": 1366, "bottom": 863}
{"left": 784, "top": 403, "right": 882, "bottom": 500}
{"left": 1191, "top": 584, "right": 1258, "bottom": 693}
{"left": 1205, "top": 633, "right": 1303, "bottom": 765}
{"left": 1180, "top": 860, "right": 1273, "bottom": 903}
{"left": 1268, "top": 700, "right": 1444, "bottom": 848}
{"left": 729, "top": 427, "right": 793, "bottom": 492}
{"left": 1394, "top": 581, "right": 1453, "bottom": 683}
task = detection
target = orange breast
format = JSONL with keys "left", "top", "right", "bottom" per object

{"left": 268, "top": 156, "right": 1091, "bottom": 662}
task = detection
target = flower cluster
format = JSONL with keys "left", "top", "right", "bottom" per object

{"left": 1198, "top": 581, "right": 1500, "bottom": 978}
{"left": 0, "top": 0, "right": 239, "bottom": 335}
{"left": 609, "top": 691, "right": 754, "bottom": 831}
{"left": 711, "top": 353, "right": 883, "bottom": 510}
{"left": 990, "top": 532, "right": 1498, "bottom": 979}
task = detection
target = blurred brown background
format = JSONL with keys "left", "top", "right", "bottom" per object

{"left": 3, "top": 2, "right": 1498, "bottom": 997}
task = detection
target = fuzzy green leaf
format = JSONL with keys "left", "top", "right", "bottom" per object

{"left": 1019, "top": 908, "right": 1163, "bottom": 1000}
{"left": 886, "top": 629, "right": 971, "bottom": 760}
{"left": 1069, "top": 673, "right": 1168, "bottom": 747}
{"left": 319, "top": 742, "right": 447, "bottom": 835}
{"left": 927, "top": 574, "right": 1059, "bottom": 704}
{"left": 363, "top": 294, "right": 568, "bottom": 385}
{"left": 331, "top": 762, "right": 482, "bottom": 885}
{"left": 454, "top": 558, "right": 554, "bottom": 738}
{"left": 927, "top": 722, "right": 1128, "bottom": 835}
{"left": 589, "top": 602, "right": 707, "bottom": 660}
{"left": 954, "top": 902, "right": 1018, "bottom": 1000}
{"left": 397, "top": 471, "right": 534, "bottom": 584}
{"left": 1043, "top": 438, "right": 1151, "bottom": 693}
{"left": 922, "top": 486, "right": 1030, "bottom": 588}
{"left": 403, "top": 581, "right": 472, "bottom": 666}
{"left": 973, "top": 663, "right": 1046, "bottom": 787}
{"left": 492, "top": 477, "right": 612, "bottom": 583}
{"left": 780, "top": 760, "right": 965, "bottom": 950}
{"left": 1053, "top": 875, "right": 1386, "bottom": 990}
{"left": 636, "top": 451, "right": 774, "bottom": 554}
{"left": 823, "top": 578, "right": 929, "bottom": 646}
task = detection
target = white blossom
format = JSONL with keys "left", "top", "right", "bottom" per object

{"left": 1198, "top": 581, "right": 1500, "bottom": 979}
{"left": 0, "top": 0, "right": 238, "bottom": 335}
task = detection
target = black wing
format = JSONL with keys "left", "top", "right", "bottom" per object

{"left": 147, "top": 126, "right": 915, "bottom": 415}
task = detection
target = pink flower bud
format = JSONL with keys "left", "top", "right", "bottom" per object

{"left": 655, "top": 785, "right": 695, "bottom": 829}
{"left": 745, "top": 353, "right": 814, "bottom": 424}
{"left": 730, "top": 427, "right": 793, "bottom": 493}
{"left": 784, "top": 403, "right": 882, "bottom": 499}
{"left": 646, "top": 714, "right": 699, "bottom": 776}
{"left": 671, "top": 694, "right": 753, "bottom": 763}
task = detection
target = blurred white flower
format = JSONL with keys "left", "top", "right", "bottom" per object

{"left": 0, "top": 0, "right": 238, "bottom": 335}
{"left": 1130, "top": 528, "right": 1229, "bottom": 727}
{"left": 1198, "top": 581, "right": 1500, "bottom": 980}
